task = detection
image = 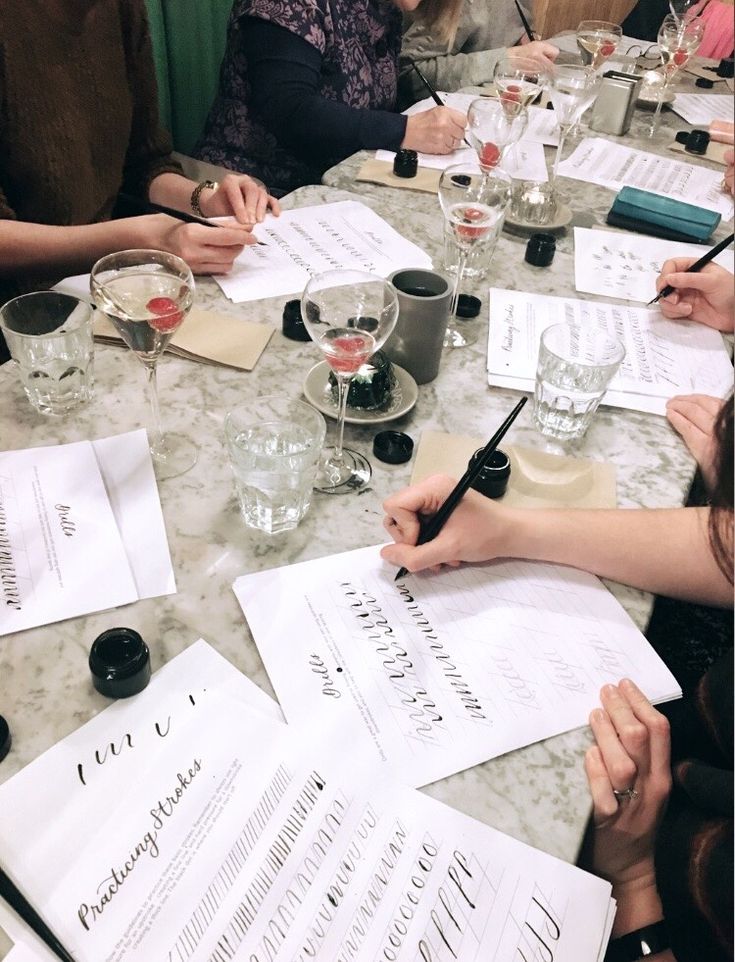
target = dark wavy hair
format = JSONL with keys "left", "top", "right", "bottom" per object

{"left": 709, "top": 396, "right": 733, "bottom": 584}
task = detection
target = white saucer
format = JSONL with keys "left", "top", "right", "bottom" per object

{"left": 636, "top": 91, "right": 675, "bottom": 109}
{"left": 303, "top": 360, "right": 418, "bottom": 424}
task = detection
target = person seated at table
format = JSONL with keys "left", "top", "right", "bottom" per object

{"left": 0, "top": 0, "right": 279, "bottom": 313}
{"left": 582, "top": 664, "right": 732, "bottom": 962}
{"left": 194, "top": 0, "right": 468, "bottom": 197}
{"left": 397, "top": 0, "right": 559, "bottom": 109}
{"left": 381, "top": 263, "right": 734, "bottom": 690}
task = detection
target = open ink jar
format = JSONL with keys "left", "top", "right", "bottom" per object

{"left": 469, "top": 448, "right": 511, "bottom": 499}
{"left": 89, "top": 627, "right": 151, "bottom": 698}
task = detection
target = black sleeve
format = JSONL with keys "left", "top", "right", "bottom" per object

{"left": 241, "top": 18, "right": 407, "bottom": 165}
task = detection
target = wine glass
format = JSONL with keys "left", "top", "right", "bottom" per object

{"left": 438, "top": 163, "right": 511, "bottom": 349}
{"left": 90, "top": 249, "right": 197, "bottom": 479}
{"left": 493, "top": 55, "right": 549, "bottom": 110}
{"left": 467, "top": 98, "right": 529, "bottom": 179}
{"left": 648, "top": 13, "right": 705, "bottom": 137}
{"left": 301, "top": 270, "right": 398, "bottom": 493}
{"left": 547, "top": 64, "right": 601, "bottom": 191}
{"left": 576, "top": 20, "right": 623, "bottom": 71}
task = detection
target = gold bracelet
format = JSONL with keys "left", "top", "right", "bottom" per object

{"left": 190, "top": 180, "right": 218, "bottom": 217}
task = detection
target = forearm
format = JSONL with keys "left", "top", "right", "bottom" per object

{"left": 500, "top": 506, "right": 732, "bottom": 606}
{"left": 148, "top": 172, "right": 199, "bottom": 213}
{"left": 611, "top": 878, "right": 676, "bottom": 961}
{"left": 0, "top": 218, "right": 150, "bottom": 276}
{"left": 400, "top": 47, "right": 506, "bottom": 103}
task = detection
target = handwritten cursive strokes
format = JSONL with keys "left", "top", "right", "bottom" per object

{"left": 0, "top": 487, "right": 21, "bottom": 611}
{"left": 377, "top": 835, "right": 439, "bottom": 960}
{"left": 514, "top": 888, "right": 564, "bottom": 962}
{"left": 417, "top": 850, "right": 488, "bottom": 961}
{"left": 77, "top": 757, "right": 202, "bottom": 931}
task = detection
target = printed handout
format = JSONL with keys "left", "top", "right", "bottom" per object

{"left": 671, "top": 93, "right": 734, "bottom": 126}
{"left": 0, "top": 640, "right": 616, "bottom": 962}
{"left": 213, "top": 201, "right": 432, "bottom": 303}
{"left": 486, "top": 288, "right": 734, "bottom": 415}
{"left": 573, "top": 227, "right": 735, "bottom": 302}
{"left": 557, "top": 137, "right": 734, "bottom": 219}
{"left": 234, "top": 545, "right": 680, "bottom": 789}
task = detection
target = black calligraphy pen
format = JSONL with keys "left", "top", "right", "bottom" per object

{"left": 408, "top": 59, "right": 471, "bottom": 148}
{"left": 648, "top": 232, "right": 733, "bottom": 305}
{"left": 118, "top": 193, "right": 268, "bottom": 243}
{"left": 0, "top": 865, "right": 77, "bottom": 961}
{"left": 393, "top": 396, "right": 528, "bottom": 582}
{"left": 513, "top": 0, "right": 535, "bottom": 43}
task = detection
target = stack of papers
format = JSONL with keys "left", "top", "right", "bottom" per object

{"left": 234, "top": 544, "right": 680, "bottom": 788}
{"left": 0, "top": 640, "right": 616, "bottom": 961}
{"left": 0, "top": 430, "right": 175, "bottom": 636}
{"left": 486, "top": 288, "right": 734, "bottom": 415}
{"left": 214, "top": 200, "right": 432, "bottom": 303}
{"left": 671, "top": 93, "right": 734, "bottom": 125}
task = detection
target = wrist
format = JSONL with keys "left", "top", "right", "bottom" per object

{"left": 191, "top": 180, "right": 218, "bottom": 217}
{"left": 611, "top": 873, "right": 663, "bottom": 938}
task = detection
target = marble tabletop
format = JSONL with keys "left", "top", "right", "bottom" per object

{"left": 0, "top": 67, "right": 723, "bottom": 957}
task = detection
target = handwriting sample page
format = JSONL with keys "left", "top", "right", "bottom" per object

{"left": 0, "top": 640, "right": 615, "bottom": 962}
{"left": 234, "top": 546, "right": 680, "bottom": 789}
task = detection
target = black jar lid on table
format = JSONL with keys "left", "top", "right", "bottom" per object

{"left": 469, "top": 448, "right": 511, "bottom": 500}
{"left": 89, "top": 627, "right": 151, "bottom": 699}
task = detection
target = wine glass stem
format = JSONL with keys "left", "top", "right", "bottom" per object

{"left": 332, "top": 372, "right": 352, "bottom": 465}
{"left": 551, "top": 126, "right": 569, "bottom": 188}
{"left": 450, "top": 250, "right": 469, "bottom": 316}
{"left": 143, "top": 360, "right": 165, "bottom": 454}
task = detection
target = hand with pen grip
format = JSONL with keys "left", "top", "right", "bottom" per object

{"left": 401, "top": 106, "right": 468, "bottom": 154}
{"left": 655, "top": 258, "right": 734, "bottom": 332}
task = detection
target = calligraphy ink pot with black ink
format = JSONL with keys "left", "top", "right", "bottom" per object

{"left": 89, "top": 627, "right": 151, "bottom": 698}
{"left": 469, "top": 448, "right": 511, "bottom": 499}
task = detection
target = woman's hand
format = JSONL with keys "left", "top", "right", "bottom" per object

{"left": 138, "top": 215, "right": 252, "bottom": 274}
{"left": 584, "top": 679, "right": 672, "bottom": 890}
{"left": 656, "top": 259, "right": 734, "bottom": 332}
{"left": 666, "top": 393, "right": 724, "bottom": 492}
{"left": 402, "top": 106, "right": 468, "bottom": 154}
{"left": 380, "top": 474, "right": 513, "bottom": 571}
{"left": 509, "top": 40, "right": 559, "bottom": 71}
{"left": 197, "top": 173, "right": 281, "bottom": 225}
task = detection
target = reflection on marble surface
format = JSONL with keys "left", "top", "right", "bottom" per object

{"left": 0, "top": 170, "right": 699, "bottom": 956}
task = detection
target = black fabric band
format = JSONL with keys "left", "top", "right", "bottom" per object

{"left": 605, "top": 921, "right": 669, "bottom": 962}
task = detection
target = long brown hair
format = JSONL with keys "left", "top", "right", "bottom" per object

{"left": 709, "top": 396, "right": 734, "bottom": 584}
{"left": 413, "top": 0, "right": 464, "bottom": 45}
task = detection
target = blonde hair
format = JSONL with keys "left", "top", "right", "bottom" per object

{"left": 413, "top": 0, "right": 464, "bottom": 46}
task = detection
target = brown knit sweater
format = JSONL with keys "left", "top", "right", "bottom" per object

{"left": 0, "top": 0, "right": 182, "bottom": 301}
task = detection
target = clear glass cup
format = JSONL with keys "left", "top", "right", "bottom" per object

{"left": 493, "top": 55, "right": 549, "bottom": 108}
{"left": 438, "top": 164, "right": 511, "bottom": 349}
{"left": 647, "top": 13, "right": 704, "bottom": 137}
{"left": 467, "top": 97, "right": 529, "bottom": 179}
{"left": 0, "top": 291, "right": 94, "bottom": 415}
{"left": 533, "top": 323, "right": 625, "bottom": 442}
{"left": 90, "top": 249, "right": 196, "bottom": 479}
{"left": 547, "top": 64, "right": 601, "bottom": 193}
{"left": 576, "top": 20, "right": 623, "bottom": 71}
{"left": 225, "top": 396, "right": 326, "bottom": 534}
{"left": 510, "top": 180, "right": 558, "bottom": 225}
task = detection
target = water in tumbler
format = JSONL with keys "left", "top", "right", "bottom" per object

{"left": 228, "top": 421, "right": 318, "bottom": 534}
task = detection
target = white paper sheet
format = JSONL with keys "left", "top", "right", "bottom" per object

{"left": 671, "top": 93, "right": 735, "bottom": 125}
{"left": 486, "top": 288, "right": 734, "bottom": 415}
{"left": 92, "top": 430, "right": 176, "bottom": 600}
{"left": 557, "top": 137, "right": 734, "bottom": 219}
{"left": 0, "top": 440, "right": 138, "bottom": 635}
{"left": 573, "top": 226, "right": 735, "bottom": 302}
{"left": 4, "top": 945, "right": 48, "bottom": 962}
{"left": 0, "top": 639, "right": 616, "bottom": 962}
{"left": 234, "top": 545, "right": 679, "bottom": 789}
{"left": 212, "top": 201, "right": 432, "bottom": 303}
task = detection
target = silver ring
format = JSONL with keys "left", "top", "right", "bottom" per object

{"left": 613, "top": 787, "right": 639, "bottom": 802}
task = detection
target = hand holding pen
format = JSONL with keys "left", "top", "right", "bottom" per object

{"left": 653, "top": 252, "right": 734, "bottom": 333}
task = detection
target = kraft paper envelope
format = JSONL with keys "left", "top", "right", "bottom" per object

{"left": 669, "top": 139, "right": 730, "bottom": 166}
{"left": 94, "top": 307, "right": 274, "bottom": 371}
{"left": 356, "top": 157, "right": 440, "bottom": 194}
{"left": 411, "top": 431, "right": 617, "bottom": 509}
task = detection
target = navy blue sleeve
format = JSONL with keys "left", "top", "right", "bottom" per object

{"left": 241, "top": 18, "right": 407, "bottom": 164}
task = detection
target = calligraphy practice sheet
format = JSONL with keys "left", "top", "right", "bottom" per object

{"left": 671, "top": 93, "right": 735, "bottom": 125}
{"left": 486, "top": 288, "right": 734, "bottom": 415}
{"left": 213, "top": 202, "right": 432, "bottom": 303}
{"left": 573, "top": 227, "right": 735, "bottom": 302}
{"left": 0, "top": 431, "right": 175, "bottom": 635}
{"left": 557, "top": 138, "right": 734, "bottom": 218}
{"left": 0, "top": 640, "right": 616, "bottom": 962}
{"left": 4, "top": 945, "right": 47, "bottom": 962}
{"left": 234, "top": 546, "right": 679, "bottom": 788}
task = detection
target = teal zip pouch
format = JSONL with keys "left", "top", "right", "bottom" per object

{"left": 607, "top": 186, "right": 721, "bottom": 243}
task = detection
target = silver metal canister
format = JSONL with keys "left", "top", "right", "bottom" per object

{"left": 589, "top": 71, "right": 642, "bottom": 136}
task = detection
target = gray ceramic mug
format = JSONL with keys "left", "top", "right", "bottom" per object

{"left": 384, "top": 269, "right": 451, "bottom": 385}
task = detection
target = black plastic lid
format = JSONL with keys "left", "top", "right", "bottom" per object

{"left": 393, "top": 149, "right": 418, "bottom": 178}
{"left": 695, "top": 77, "right": 715, "bottom": 88}
{"left": 282, "top": 299, "right": 311, "bottom": 341}
{"left": 456, "top": 293, "right": 482, "bottom": 318}
{"left": 469, "top": 448, "right": 511, "bottom": 499}
{"left": 89, "top": 628, "right": 151, "bottom": 699}
{"left": 525, "top": 232, "right": 556, "bottom": 267}
{"left": 0, "top": 715, "right": 10, "bottom": 763}
{"left": 675, "top": 130, "right": 690, "bottom": 144}
{"left": 685, "top": 129, "right": 710, "bottom": 154}
{"left": 373, "top": 430, "right": 414, "bottom": 464}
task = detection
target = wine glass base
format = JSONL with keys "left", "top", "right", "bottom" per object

{"left": 444, "top": 323, "right": 477, "bottom": 349}
{"left": 314, "top": 447, "right": 372, "bottom": 494}
{"left": 150, "top": 432, "right": 198, "bottom": 480}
